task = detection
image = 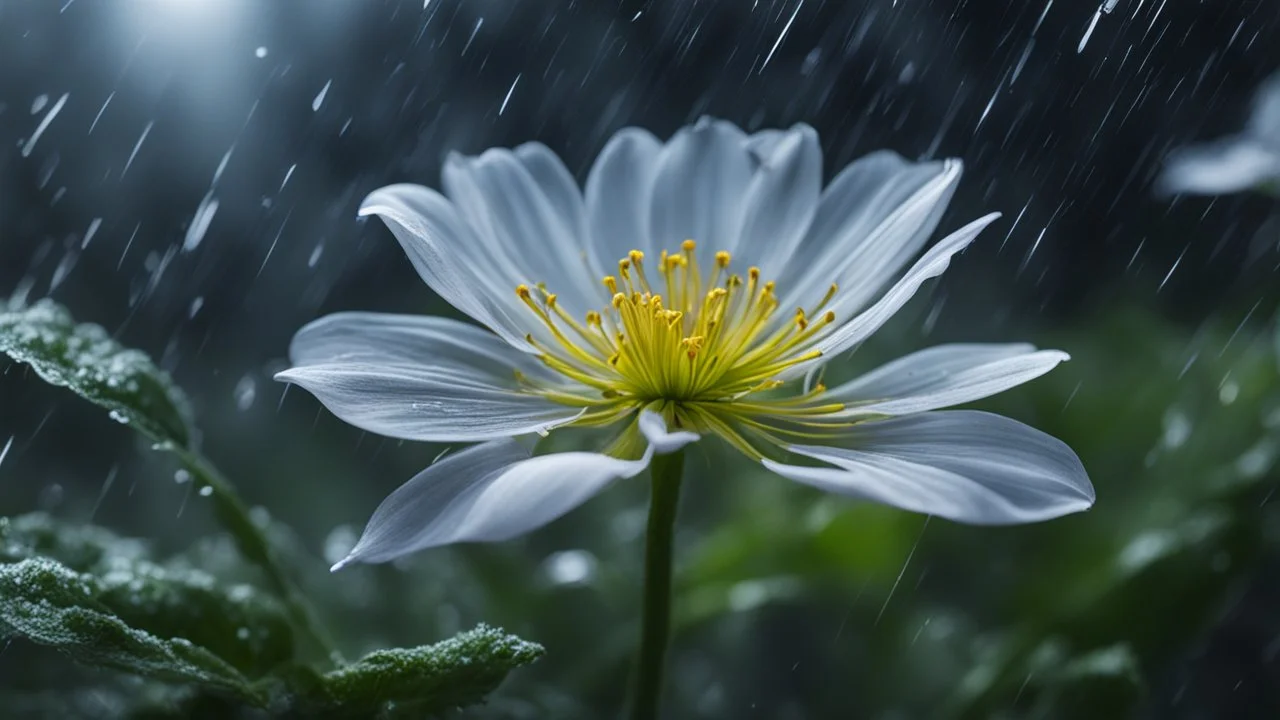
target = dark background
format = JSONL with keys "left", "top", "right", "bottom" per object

{"left": 2, "top": 1, "right": 1280, "bottom": 717}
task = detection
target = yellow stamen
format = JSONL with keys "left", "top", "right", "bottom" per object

{"left": 513, "top": 241, "right": 850, "bottom": 459}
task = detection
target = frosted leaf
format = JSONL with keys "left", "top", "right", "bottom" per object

{"left": 0, "top": 299, "right": 196, "bottom": 448}
{"left": 295, "top": 624, "right": 544, "bottom": 716}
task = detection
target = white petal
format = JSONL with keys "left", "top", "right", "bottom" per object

{"left": 358, "top": 184, "right": 535, "bottom": 351}
{"left": 287, "top": 311, "right": 564, "bottom": 385}
{"left": 737, "top": 124, "right": 823, "bottom": 279}
{"left": 275, "top": 362, "right": 582, "bottom": 443}
{"left": 744, "top": 128, "right": 791, "bottom": 159}
{"left": 1156, "top": 137, "right": 1280, "bottom": 196}
{"left": 763, "top": 411, "right": 1094, "bottom": 525}
{"left": 638, "top": 410, "right": 700, "bottom": 454}
{"left": 824, "top": 344, "right": 1069, "bottom": 417}
{"left": 334, "top": 440, "right": 652, "bottom": 568}
{"left": 585, "top": 127, "right": 664, "bottom": 276}
{"left": 1245, "top": 72, "right": 1280, "bottom": 144}
{"left": 442, "top": 148, "right": 602, "bottom": 315}
{"left": 776, "top": 154, "right": 962, "bottom": 318}
{"left": 648, "top": 118, "right": 754, "bottom": 255}
{"left": 785, "top": 212, "right": 1000, "bottom": 379}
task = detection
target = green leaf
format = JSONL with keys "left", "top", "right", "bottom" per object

{"left": 0, "top": 299, "right": 195, "bottom": 448}
{"left": 0, "top": 558, "right": 268, "bottom": 707}
{"left": 1, "top": 514, "right": 297, "bottom": 677}
{"left": 292, "top": 625, "right": 544, "bottom": 718}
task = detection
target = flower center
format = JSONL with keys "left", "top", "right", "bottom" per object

{"left": 515, "top": 241, "right": 840, "bottom": 416}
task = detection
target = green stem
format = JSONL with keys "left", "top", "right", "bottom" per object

{"left": 628, "top": 449, "right": 686, "bottom": 720}
{"left": 173, "top": 445, "right": 343, "bottom": 666}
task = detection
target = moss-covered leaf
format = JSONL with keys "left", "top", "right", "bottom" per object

{"left": 0, "top": 299, "right": 195, "bottom": 448}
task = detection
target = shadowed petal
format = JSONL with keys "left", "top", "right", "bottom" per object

{"left": 649, "top": 118, "right": 754, "bottom": 255}
{"left": 585, "top": 128, "right": 664, "bottom": 276}
{"left": 333, "top": 441, "right": 654, "bottom": 568}
{"left": 738, "top": 124, "right": 823, "bottom": 279}
{"left": 358, "top": 184, "right": 536, "bottom": 351}
{"left": 763, "top": 411, "right": 1094, "bottom": 525}
{"left": 442, "top": 147, "right": 602, "bottom": 316}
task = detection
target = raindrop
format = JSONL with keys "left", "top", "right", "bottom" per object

{"left": 499, "top": 74, "right": 520, "bottom": 116}
{"left": 199, "top": 485, "right": 213, "bottom": 497}
{"left": 255, "top": 46, "right": 268, "bottom": 58}
{"left": 50, "top": 249, "right": 80, "bottom": 292}
{"left": 1161, "top": 409, "right": 1192, "bottom": 450}
{"left": 174, "top": 469, "right": 192, "bottom": 484}
{"left": 1219, "top": 380, "right": 1239, "bottom": 405}
{"left": 81, "top": 217, "right": 102, "bottom": 249}
{"left": 543, "top": 549, "right": 597, "bottom": 585}
{"left": 308, "top": 242, "right": 324, "bottom": 267}
{"left": 183, "top": 192, "right": 219, "bottom": 252}
{"left": 188, "top": 296, "right": 204, "bottom": 318}
{"left": 800, "top": 48, "right": 820, "bottom": 76}
{"left": 234, "top": 375, "right": 257, "bottom": 411}
{"left": 323, "top": 525, "right": 358, "bottom": 566}
{"left": 312, "top": 80, "right": 331, "bottom": 112}
{"left": 120, "top": 120, "right": 153, "bottom": 177}
{"left": 30, "top": 94, "right": 48, "bottom": 114}
{"left": 22, "top": 92, "right": 68, "bottom": 158}
{"left": 37, "top": 483, "right": 65, "bottom": 511}
{"left": 897, "top": 62, "right": 917, "bottom": 85}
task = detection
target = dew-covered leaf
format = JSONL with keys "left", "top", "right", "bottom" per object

{"left": 0, "top": 513, "right": 296, "bottom": 677}
{"left": 291, "top": 624, "right": 544, "bottom": 718}
{"left": 0, "top": 558, "right": 268, "bottom": 707}
{"left": 0, "top": 299, "right": 196, "bottom": 448}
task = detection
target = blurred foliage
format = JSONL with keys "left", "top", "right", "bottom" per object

{"left": 0, "top": 300, "right": 543, "bottom": 718}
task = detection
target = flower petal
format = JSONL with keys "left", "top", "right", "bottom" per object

{"left": 639, "top": 410, "right": 700, "bottom": 454}
{"left": 648, "top": 118, "right": 754, "bottom": 255}
{"left": 333, "top": 440, "right": 652, "bottom": 568}
{"left": 776, "top": 153, "right": 963, "bottom": 318}
{"left": 824, "top": 344, "right": 1069, "bottom": 417}
{"left": 585, "top": 127, "right": 664, "bottom": 276}
{"left": 442, "top": 147, "right": 602, "bottom": 315}
{"left": 358, "top": 184, "right": 535, "bottom": 351}
{"left": 737, "top": 124, "right": 823, "bottom": 279}
{"left": 286, "top": 311, "right": 564, "bottom": 385}
{"left": 1156, "top": 137, "right": 1280, "bottom": 196}
{"left": 763, "top": 411, "right": 1094, "bottom": 525}
{"left": 277, "top": 363, "right": 582, "bottom": 442}
{"left": 785, "top": 212, "right": 1001, "bottom": 379}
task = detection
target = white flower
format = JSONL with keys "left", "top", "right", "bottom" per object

{"left": 277, "top": 119, "right": 1094, "bottom": 570}
{"left": 1158, "top": 72, "right": 1280, "bottom": 196}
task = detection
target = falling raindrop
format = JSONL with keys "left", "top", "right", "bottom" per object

{"left": 312, "top": 80, "right": 331, "bottom": 112}
{"left": 234, "top": 375, "right": 257, "bottom": 411}
{"left": 183, "top": 192, "right": 219, "bottom": 252}
{"left": 543, "top": 549, "right": 598, "bottom": 585}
